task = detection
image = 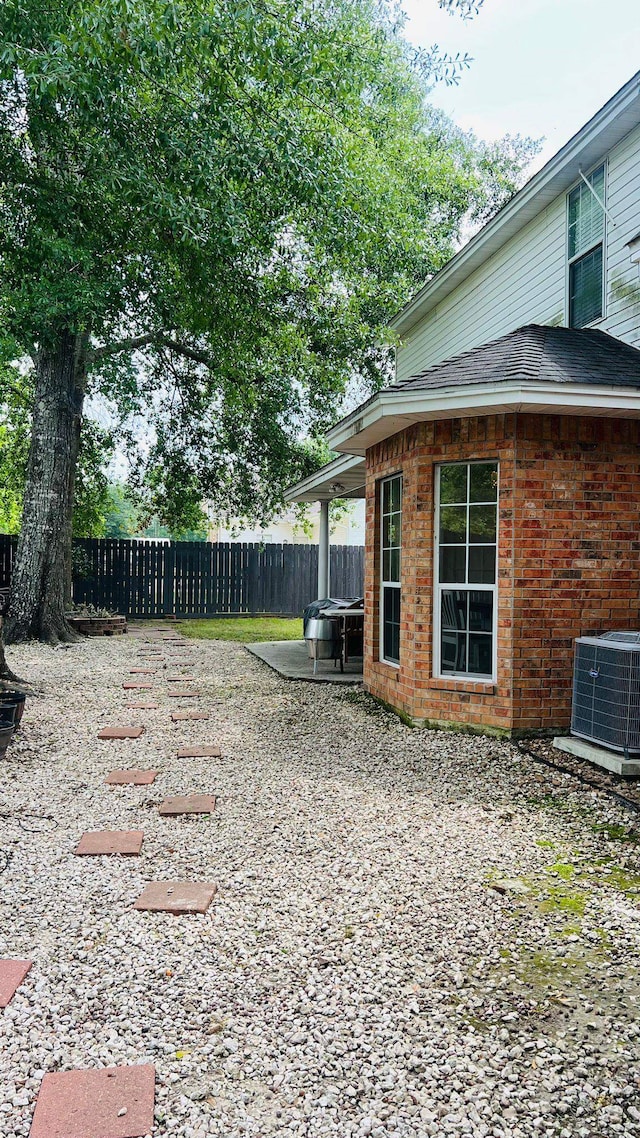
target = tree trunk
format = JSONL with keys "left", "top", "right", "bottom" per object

{"left": 5, "top": 328, "right": 86, "bottom": 645}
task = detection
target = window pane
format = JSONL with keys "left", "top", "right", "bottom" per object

{"left": 383, "top": 547, "right": 400, "bottom": 583}
{"left": 470, "top": 463, "right": 498, "bottom": 503}
{"left": 469, "top": 504, "right": 497, "bottom": 544}
{"left": 469, "top": 591, "right": 493, "bottom": 632}
{"left": 382, "top": 478, "right": 392, "bottom": 515}
{"left": 568, "top": 166, "right": 605, "bottom": 259}
{"left": 390, "top": 476, "right": 401, "bottom": 512}
{"left": 468, "top": 546, "right": 496, "bottom": 584}
{"left": 440, "top": 546, "right": 466, "bottom": 584}
{"left": 439, "top": 464, "right": 467, "bottom": 504}
{"left": 468, "top": 634, "right": 493, "bottom": 676}
{"left": 441, "top": 631, "right": 466, "bottom": 673}
{"left": 439, "top": 505, "right": 466, "bottom": 544}
{"left": 383, "top": 587, "right": 400, "bottom": 663}
{"left": 570, "top": 246, "right": 603, "bottom": 328}
{"left": 441, "top": 590, "right": 468, "bottom": 630}
{"left": 382, "top": 512, "right": 401, "bottom": 549}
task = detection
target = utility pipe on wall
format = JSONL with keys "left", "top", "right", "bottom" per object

{"left": 317, "top": 499, "right": 330, "bottom": 598}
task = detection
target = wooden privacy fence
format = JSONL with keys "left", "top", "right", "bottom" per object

{"left": 0, "top": 535, "right": 364, "bottom": 618}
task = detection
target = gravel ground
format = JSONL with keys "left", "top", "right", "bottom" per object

{"left": 1, "top": 630, "right": 640, "bottom": 1138}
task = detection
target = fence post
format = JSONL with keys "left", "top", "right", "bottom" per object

{"left": 163, "top": 542, "right": 176, "bottom": 616}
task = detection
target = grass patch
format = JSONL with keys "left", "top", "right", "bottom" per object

{"left": 180, "top": 617, "right": 303, "bottom": 643}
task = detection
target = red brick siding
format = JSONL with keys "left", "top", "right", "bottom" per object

{"left": 364, "top": 413, "right": 640, "bottom": 734}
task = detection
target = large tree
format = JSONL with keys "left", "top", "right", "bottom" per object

{"left": 0, "top": 0, "right": 533, "bottom": 643}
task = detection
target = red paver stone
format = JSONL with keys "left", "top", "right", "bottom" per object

{"left": 106, "top": 769, "right": 158, "bottom": 785}
{"left": 167, "top": 690, "right": 201, "bottom": 698}
{"left": 167, "top": 675, "right": 195, "bottom": 682}
{"left": 158, "top": 794, "right": 216, "bottom": 815}
{"left": 171, "top": 711, "right": 209, "bottom": 721}
{"left": 133, "top": 881, "right": 216, "bottom": 914}
{"left": 125, "top": 702, "right": 159, "bottom": 710}
{"left": 0, "top": 960, "right": 32, "bottom": 1007}
{"left": 123, "top": 682, "right": 153, "bottom": 690}
{"left": 75, "top": 830, "right": 144, "bottom": 856}
{"left": 29, "top": 1063, "right": 155, "bottom": 1138}
{"left": 176, "top": 745, "right": 221, "bottom": 758}
{"left": 98, "top": 726, "right": 144, "bottom": 739}
{"left": 130, "top": 668, "right": 156, "bottom": 674}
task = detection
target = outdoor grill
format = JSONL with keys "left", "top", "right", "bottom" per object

{"left": 304, "top": 616, "right": 341, "bottom": 673}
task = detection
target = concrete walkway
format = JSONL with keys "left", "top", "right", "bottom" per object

{"left": 246, "top": 639, "right": 363, "bottom": 684}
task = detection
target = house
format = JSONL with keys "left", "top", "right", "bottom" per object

{"left": 208, "top": 501, "right": 365, "bottom": 546}
{"left": 285, "top": 71, "right": 640, "bottom": 736}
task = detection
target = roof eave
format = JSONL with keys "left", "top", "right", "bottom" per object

{"left": 390, "top": 73, "right": 640, "bottom": 337}
{"left": 328, "top": 383, "right": 640, "bottom": 456}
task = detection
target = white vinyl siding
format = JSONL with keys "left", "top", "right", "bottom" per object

{"left": 396, "top": 121, "right": 640, "bottom": 385}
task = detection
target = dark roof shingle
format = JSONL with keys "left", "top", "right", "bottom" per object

{"left": 393, "top": 325, "right": 640, "bottom": 393}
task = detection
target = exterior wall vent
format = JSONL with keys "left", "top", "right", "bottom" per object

{"left": 571, "top": 632, "right": 640, "bottom": 753}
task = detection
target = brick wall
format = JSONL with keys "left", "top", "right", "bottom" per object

{"left": 364, "top": 413, "right": 640, "bottom": 735}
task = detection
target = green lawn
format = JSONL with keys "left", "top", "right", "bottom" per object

{"left": 179, "top": 617, "right": 303, "bottom": 642}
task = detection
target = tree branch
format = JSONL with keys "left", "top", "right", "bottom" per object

{"left": 90, "top": 332, "right": 215, "bottom": 369}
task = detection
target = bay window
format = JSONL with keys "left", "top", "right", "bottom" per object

{"left": 435, "top": 462, "right": 498, "bottom": 680}
{"left": 380, "top": 474, "right": 402, "bottom": 665}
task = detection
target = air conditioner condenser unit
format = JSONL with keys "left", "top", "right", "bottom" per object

{"left": 571, "top": 632, "right": 640, "bottom": 754}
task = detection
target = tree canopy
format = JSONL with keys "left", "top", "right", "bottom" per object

{"left": 0, "top": 0, "right": 535, "bottom": 640}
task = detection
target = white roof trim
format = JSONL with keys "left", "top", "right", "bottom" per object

{"left": 327, "top": 383, "right": 640, "bottom": 455}
{"left": 391, "top": 71, "right": 640, "bottom": 336}
{"left": 284, "top": 453, "right": 366, "bottom": 502}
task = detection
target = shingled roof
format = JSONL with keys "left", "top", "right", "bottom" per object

{"left": 392, "top": 325, "right": 640, "bottom": 394}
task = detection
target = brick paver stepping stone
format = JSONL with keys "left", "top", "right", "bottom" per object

{"left": 171, "top": 711, "right": 209, "bottom": 721}
{"left": 125, "top": 702, "right": 159, "bottom": 710}
{"left": 159, "top": 794, "right": 216, "bottom": 815}
{"left": 177, "top": 745, "right": 221, "bottom": 758}
{"left": 168, "top": 689, "right": 201, "bottom": 698}
{"left": 167, "top": 675, "right": 195, "bottom": 682}
{"left": 123, "top": 682, "right": 153, "bottom": 690}
{"left": 134, "top": 881, "right": 216, "bottom": 914}
{"left": 29, "top": 1063, "right": 155, "bottom": 1138}
{"left": 106, "top": 769, "right": 158, "bottom": 785}
{"left": 0, "top": 960, "right": 32, "bottom": 1007}
{"left": 130, "top": 668, "right": 156, "bottom": 674}
{"left": 75, "top": 830, "right": 144, "bottom": 856}
{"left": 98, "top": 726, "right": 145, "bottom": 740}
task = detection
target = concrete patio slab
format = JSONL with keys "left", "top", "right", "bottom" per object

{"left": 75, "top": 830, "right": 144, "bottom": 856}
{"left": 177, "top": 745, "right": 221, "bottom": 758}
{"left": 158, "top": 794, "right": 216, "bottom": 815}
{"left": 0, "top": 959, "right": 32, "bottom": 1007}
{"left": 247, "top": 640, "right": 363, "bottom": 684}
{"left": 29, "top": 1063, "right": 155, "bottom": 1138}
{"left": 98, "top": 726, "right": 145, "bottom": 740}
{"left": 106, "top": 770, "right": 158, "bottom": 785}
{"left": 133, "top": 881, "right": 216, "bottom": 914}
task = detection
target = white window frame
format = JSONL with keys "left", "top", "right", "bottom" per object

{"left": 380, "top": 473, "right": 402, "bottom": 667}
{"left": 433, "top": 461, "right": 498, "bottom": 683}
{"left": 566, "top": 161, "right": 607, "bottom": 329}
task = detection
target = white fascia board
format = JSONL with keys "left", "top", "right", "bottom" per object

{"left": 284, "top": 453, "right": 366, "bottom": 503}
{"left": 391, "top": 74, "right": 640, "bottom": 336}
{"left": 328, "top": 383, "right": 640, "bottom": 456}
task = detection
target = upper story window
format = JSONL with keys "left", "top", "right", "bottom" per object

{"left": 380, "top": 474, "right": 402, "bottom": 666}
{"left": 567, "top": 164, "right": 605, "bottom": 328}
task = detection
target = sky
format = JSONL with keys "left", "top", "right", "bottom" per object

{"left": 401, "top": 0, "right": 640, "bottom": 170}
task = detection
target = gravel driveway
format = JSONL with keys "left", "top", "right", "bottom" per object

{"left": 1, "top": 631, "right": 639, "bottom": 1138}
